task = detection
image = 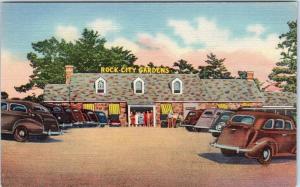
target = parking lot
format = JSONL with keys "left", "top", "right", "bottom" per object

{"left": 1, "top": 127, "right": 296, "bottom": 187}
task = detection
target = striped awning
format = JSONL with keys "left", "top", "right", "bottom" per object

{"left": 109, "top": 104, "right": 120, "bottom": 115}
{"left": 161, "top": 104, "right": 173, "bottom": 114}
{"left": 83, "top": 103, "right": 95, "bottom": 111}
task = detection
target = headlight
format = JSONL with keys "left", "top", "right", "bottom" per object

{"left": 58, "top": 116, "right": 61, "bottom": 120}
{"left": 216, "top": 124, "right": 222, "bottom": 131}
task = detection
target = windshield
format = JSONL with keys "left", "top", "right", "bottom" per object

{"left": 220, "top": 114, "right": 231, "bottom": 121}
{"left": 231, "top": 115, "right": 254, "bottom": 125}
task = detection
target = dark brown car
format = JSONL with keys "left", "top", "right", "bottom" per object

{"left": 211, "top": 111, "right": 296, "bottom": 164}
{"left": 181, "top": 110, "right": 204, "bottom": 131}
{"left": 1, "top": 100, "right": 62, "bottom": 142}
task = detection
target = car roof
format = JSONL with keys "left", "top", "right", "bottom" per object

{"left": 234, "top": 110, "right": 293, "bottom": 121}
{"left": 2, "top": 99, "right": 35, "bottom": 107}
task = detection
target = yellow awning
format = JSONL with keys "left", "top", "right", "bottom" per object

{"left": 161, "top": 104, "right": 173, "bottom": 114}
{"left": 109, "top": 104, "right": 120, "bottom": 115}
{"left": 83, "top": 103, "right": 95, "bottom": 111}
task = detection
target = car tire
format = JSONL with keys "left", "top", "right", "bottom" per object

{"left": 14, "top": 126, "right": 29, "bottom": 142}
{"left": 212, "top": 132, "right": 220, "bottom": 137}
{"left": 185, "top": 127, "right": 193, "bottom": 132}
{"left": 221, "top": 149, "right": 236, "bottom": 156}
{"left": 257, "top": 146, "right": 272, "bottom": 165}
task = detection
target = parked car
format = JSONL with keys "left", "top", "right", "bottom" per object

{"left": 209, "top": 110, "right": 235, "bottom": 137}
{"left": 108, "top": 114, "right": 121, "bottom": 127}
{"left": 81, "top": 109, "right": 99, "bottom": 127}
{"left": 69, "top": 106, "right": 86, "bottom": 127}
{"left": 95, "top": 111, "right": 108, "bottom": 127}
{"left": 193, "top": 108, "right": 224, "bottom": 131}
{"left": 210, "top": 111, "right": 296, "bottom": 164}
{"left": 43, "top": 103, "right": 73, "bottom": 129}
{"left": 1, "top": 100, "right": 62, "bottom": 142}
{"left": 181, "top": 110, "right": 204, "bottom": 131}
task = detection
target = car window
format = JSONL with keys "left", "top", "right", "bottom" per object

{"left": 204, "top": 111, "right": 213, "bottom": 115}
{"left": 65, "top": 108, "right": 71, "bottom": 112}
{"left": 1, "top": 103, "right": 8, "bottom": 111}
{"left": 231, "top": 115, "right": 254, "bottom": 125}
{"left": 216, "top": 112, "right": 221, "bottom": 115}
{"left": 53, "top": 106, "right": 62, "bottom": 112}
{"left": 220, "top": 114, "right": 231, "bottom": 121}
{"left": 10, "top": 103, "right": 27, "bottom": 113}
{"left": 274, "top": 119, "right": 284, "bottom": 129}
{"left": 33, "top": 105, "right": 49, "bottom": 113}
{"left": 285, "top": 121, "right": 293, "bottom": 130}
{"left": 263, "top": 119, "right": 274, "bottom": 129}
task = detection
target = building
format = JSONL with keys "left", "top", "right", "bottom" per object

{"left": 43, "top": 65, "right": 295, "bottom": 127}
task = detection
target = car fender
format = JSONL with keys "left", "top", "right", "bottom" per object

{"left": 13, "top": 119, "right": 44, "bottom": 135}
{"left": 246, "top": 137, "right": 278, "bottom": 158}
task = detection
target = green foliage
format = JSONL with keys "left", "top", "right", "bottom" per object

{"left": 198, "top": 53, "right": 232, "bottom": 79}
{"left": 23, "top": 94, "right": 44, "bottom": 103}
{"left": 15, "top": 28, "right": 137, "bottom": 93}
{"left": 173, "top": 59, "right": 198, "bottom": 74}
{"left": 269, "top": 21, "right": 297, "bottom": 93}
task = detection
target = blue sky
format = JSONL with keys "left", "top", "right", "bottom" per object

{"left": 2, "top": 2, "right": 297, "bottom": 58}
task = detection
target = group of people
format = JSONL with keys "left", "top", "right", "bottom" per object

{"left": 167, "top": 112, "right": 184, "bottom": 128}
{"left": 130, "top": 111, "right": 154, "bottom": 127}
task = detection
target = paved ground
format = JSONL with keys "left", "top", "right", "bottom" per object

{"left": 1, "top": 127, "right": 296, "bottom": 187}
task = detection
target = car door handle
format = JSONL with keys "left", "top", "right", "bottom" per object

{"left": 282, "top": 134, "right": 287, "bottom": 137}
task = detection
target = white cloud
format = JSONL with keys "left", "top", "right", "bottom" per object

{"left": 55, "top": 25, "right": 80, "bottom": 42}
{"left": 87, "top": 19, "right": 120, "bottom": 36}
{"left": 106, "top": 37, "right": 139, "bottom": 53}
{"left": 247, "top": 24, "right": 266, "bottom": 36}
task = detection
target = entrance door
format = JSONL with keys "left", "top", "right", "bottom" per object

{"left": 128, "top": 105, "right": 156, "bottom": 127}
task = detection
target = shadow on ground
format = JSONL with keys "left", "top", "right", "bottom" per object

{"left": 1, "top": 134, "right": 62, "bottom": 143}
{"left": 199, "top": 153, "right": 296, "bottom": 165}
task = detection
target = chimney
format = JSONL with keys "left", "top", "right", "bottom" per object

{"left": 65, "top": 65, "right": 74, "bottom": 84}
{"left": 246, "top": 71, "right": 254, "bottom": 81}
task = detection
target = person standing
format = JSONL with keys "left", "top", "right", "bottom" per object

{"left": 135, "top": 112, "right": 139, "bottom": 127}
{"left": 144, "top": 111, "right": 148, "bottom": 127}
{"left": 147, "top": 111, "right": 151, "bottom": 127}
{"left": 130, "top": 112, "right": 135, "bottom": 127}
{"left": 173, "top": 112, "right": 179, "bottom": 128}
{"left": 168, "top": 112, "right": 173, "bottom": 128}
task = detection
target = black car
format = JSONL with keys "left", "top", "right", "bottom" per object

{"left": 209, "top": 110, "right": 235, "bottom": 137}
{"left": 43, "top": 103, "right": 74, "bottom": 129}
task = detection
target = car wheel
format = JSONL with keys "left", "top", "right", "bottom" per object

{"left": 212, "top": 132, "right": 220, "bottom": 137}
{"left": 221, "top": 149, "right": 236, "bottom": 156}
{"left": 257, "top": 146, "right": 272, "bottom": 165}
{"left": 14, "top": 126, "right": 29, "bottom": 142}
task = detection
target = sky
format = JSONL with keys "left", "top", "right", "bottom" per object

{"left": 1, "top": 2, "right": 297, "bottom": 98}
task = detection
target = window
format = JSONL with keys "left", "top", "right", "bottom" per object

{"left": 33, "top": 105, "right": 49, "bottom": 113}
{"left": 10, "top": 103, "right": 27, "bottom": 113}
{"left": 285, "top": 121, "right": 293, "bottom": 130}
{"left": 95, "top": 77, "right": 106, "bottom": 94}
{"left": 274, "top": 119, "right": 284, "bottom": 129}
{"left": 220, "top": 114, "right": 231, "bottom": 121}
{"left": 171, "top": 78, "right": 183, "bottom": 94}
{"left": 263, "top": 119, "right": 274, "bottom": 129}
{"left": 231, "top": 115, "right": 254, "bottom": 125}
{"left": 1, "top": 103, "right": 8, "bottom": 111}
{"left": 133, "top": 78, "right": 144, "bottom": 94}
{"left": 204, "top": 111, "right": 213, "bottom": 115}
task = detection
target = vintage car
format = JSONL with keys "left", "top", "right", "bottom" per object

{"left": 108, "top": 114, "right": 121, "bottom": 127}
{"left": 95, "top": 111, "right": 108, "bottom": 127}
{"left": 43, "top": 103, "right": 74, "bottom": 129}
{"left": 193, "top": 108, "right": 224, "bottom": 131}
{"left": 181, "top": 110, "right": 204, "bottom": 131}
{"left": 81, "top": 109, "right": 99, "bottom": 127}
{"left": 211, "top": 111, "right": 296, "bottom": 164}
{"left": 1, "top": 100, "right": 62, "bottom": 142}
{"left": 69, "top": 106, "right": 86, "bottom": 127}
{"left": 209, "top": 110, "right": 235, "bottom": 137}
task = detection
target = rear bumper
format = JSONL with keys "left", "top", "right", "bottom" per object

{"left": 210, "top": 143, "right": 251, "bottom": 153}
{"left": 42, "top": 130, "right": 63, "bottom": 136}
{"left": 194, "top": 126, "right": 210, "bottom": 129}
{"left": 109, "top": 123, "right": 121, "bottom": 126}
{"left": 208, "top": 129, "right": 221, "bottom": 133}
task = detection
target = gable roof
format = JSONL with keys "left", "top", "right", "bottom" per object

{"left": 263, "top": 92, "right": 296, "bottom": 107}
{"left": 43, "top": 84, "right": 69, "bottom": 102}
{"left": 43, "top": 73, "right": 264, "bottom": 103}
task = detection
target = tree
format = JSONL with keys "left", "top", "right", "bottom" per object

{"left": 198, "top": 53, "right": 232, "bottom": 79}
{"left": 173, "top": 59, "right": 198, "bottom": 74}
{"left": 1, "top": 92, "right": 8, "bottom": 99}
{"left": 269, "top": 21, "right": 297, "bottom": 93}
{"left": 23, "top": 94, "right": 44, "bottom": 103}
{"left": 15, "top": 28, "right": 137, "bottom": 93}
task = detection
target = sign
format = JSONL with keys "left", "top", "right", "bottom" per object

{"left": 100, "top": 66, "right": 170, "bottom": 74}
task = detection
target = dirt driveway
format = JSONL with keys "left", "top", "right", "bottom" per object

{"left": 1, "top": 127, "right": 296, "bottom": 187}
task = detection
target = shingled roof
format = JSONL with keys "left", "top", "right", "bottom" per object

{"left": 263, "top": 92, "right": 296, "bottom": 107}
{"left": 44, "top": 73, "right": 264, "bottom": 103}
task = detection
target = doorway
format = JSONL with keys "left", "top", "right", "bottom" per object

{"left": 128, "top": 105, "right": 156, "bottom": 127}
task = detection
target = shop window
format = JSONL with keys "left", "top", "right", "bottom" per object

{"left": 95, "top": 77, "right": 106, "bottom": 94}
{"left": 171, "top": 78, "right": 183, "bottom": 94}
{"left": 133, "top": 78, "right": 144, "bottom": 94}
